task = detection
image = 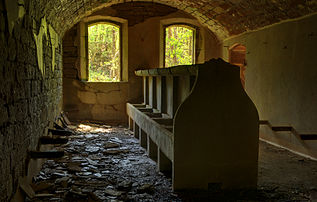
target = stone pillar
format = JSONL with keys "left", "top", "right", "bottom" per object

{"left": 149, "top": 76, "right": 157, "bottom": 109}
{"left": 143, "top": 77, "right": 149, "bottom": 105}
{"left": 133, "top": 122, "right": 139, "bottom": 139}
{"left": 158, "top": 148, "right": 172, "bottom": 176}
{"left": 139, "top": 128, "right": 147, "bottom": 149}
{"left": 128, "top": 117, "right": 134, "bottom": 131}
{"left": 147, "top": 136, "right": 158, "bottom": 161}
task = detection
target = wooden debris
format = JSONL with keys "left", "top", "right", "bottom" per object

{"left": 54, "top": 122, "right": 65, "bottom": 130}
{"left": 29, "top": 150, "right": 64, "bottom": 159}
{"left": 40, "top": 136, "right": 68, "bottom": 144}
{"left": 35, "top": 193, "right": 55, "bottom": 198}
{"left": 48, "top": 128, "right": 73, "bottom": 136}
{"left": 20, "top": 179, "right": 35, "bottom": 199}
{"left": 61, "top": 111, "right": 71, "bottom": 125}
{"left": 57, "top": 116, "right": 68, "bottom": 128}
{"left": 31, "top": 182, "right": 54, "bottom": 192}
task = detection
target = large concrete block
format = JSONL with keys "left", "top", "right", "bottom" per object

{"left": 173, "top": 59, "right": 259, "bottom": 190}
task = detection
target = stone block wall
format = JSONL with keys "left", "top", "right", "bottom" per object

{"left": 0, "top": 1, "right": 62, "bottom": 200}
{"left": 62, "top": 2, "right": 221, "bottom": 124}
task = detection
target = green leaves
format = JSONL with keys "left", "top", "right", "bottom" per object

{"left": 165, "top": 25, "right": 194, "bottom": 68}
{"left": 88, "top": 23, "right": 120, "bottom": 82}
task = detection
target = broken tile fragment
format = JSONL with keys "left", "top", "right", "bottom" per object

{"left": 137, "top": 184, "right": 155, "bottom": 194}
{"left": 85, "top": 146, "right": 100, "bottom": 153}
{"left": 104, "top": 141, "right": 120, "bottom": 148}
{"left": 104, "top": 188, "right": 123, "bottom": 196}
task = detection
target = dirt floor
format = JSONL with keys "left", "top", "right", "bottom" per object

{"left": 25, "top": 123, "right": 317, "bottom": 201}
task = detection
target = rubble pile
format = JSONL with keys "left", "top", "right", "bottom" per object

{"left": 24, "top": 123, "right": 316, "bottom": 201}
{"left": 28, "top": 124, "right": 180, "bottom": 201}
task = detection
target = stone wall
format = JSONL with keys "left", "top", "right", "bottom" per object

{"left": 62, "top": 2, "right": 221, "bottom": 124}
{"left": 0, "top": 0, "right": 63, "bottom": 200}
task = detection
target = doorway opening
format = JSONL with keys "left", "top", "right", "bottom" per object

{"left": 229, "top": 44, "right": 246, "bottom": 88}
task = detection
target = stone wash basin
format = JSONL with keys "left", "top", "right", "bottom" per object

{"left": 132, "top": 104, "right": 146, "bottom": 108}
{"left": 137, "top": 108, "right": 153, "bottom": 113}
{"left": 144, "top": 112, "right": 162, "bottom": 118}
{"left": 152, "top": 118, "right": 173, "bottom": 126}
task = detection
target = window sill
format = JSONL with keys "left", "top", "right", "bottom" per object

{"left": 81, "top": 80, "right": 129, "bottom": 84}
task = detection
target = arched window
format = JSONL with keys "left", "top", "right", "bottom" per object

{"left": 229, "top": 44, "right": 247, "bottom": 88}
{"left": 87, "top": 22, "right": 121, "bottom": 82}
{"left": 164, "top": 24, "right": 196, "bottom": 67}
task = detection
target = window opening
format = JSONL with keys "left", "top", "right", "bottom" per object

{"left": 88, "top": 22, "right": 121, "bottom": 82}
{"left": 164, "top": 25, "right": 195, "bottom": 68}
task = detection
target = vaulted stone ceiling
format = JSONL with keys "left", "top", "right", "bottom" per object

{"left": 32, "top": 0, "right": 317, "bottom": 39}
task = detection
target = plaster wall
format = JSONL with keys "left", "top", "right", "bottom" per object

{"left": 222, "top": 14, "right": 317, "bottom": 153}
{"left": 63, "top": 2, "right": 220, "bottom": 124}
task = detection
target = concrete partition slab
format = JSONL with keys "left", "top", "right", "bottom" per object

{"left": 134, "top": 122, "right": 140, "bottom": 139}
{"left": 140, "top": 128, "right": 147, "bottom": 149}
{"left": 158, "top": 148, "right": 172, "bottom": 177}
{"left": 173, "top": 59, "right": 259, "bottom": 190}
{"left": 148, "top": 136, "right": 158, "bottom": 161}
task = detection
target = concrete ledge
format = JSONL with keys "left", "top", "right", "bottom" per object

{"left": 127, "top": 103, "right": 174, "bottom": 161}
{"left": 135, "top": 65, "right": 198, "bottom": 76}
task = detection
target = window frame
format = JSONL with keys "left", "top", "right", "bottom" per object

{"left": 86, "top": 20, "right": 123, "bottom": 82}
{"left": 163, "top": 23, "right": 198, "bottom": 68}
{"left": 79, "top": 16, "right": 128, "bottom": 82}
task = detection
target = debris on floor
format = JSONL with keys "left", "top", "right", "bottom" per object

{"left": 28, "top": 124, "right": 180, "bottom": 202}
{"left": 26, "top": 123, "right": 317, "bottom": 201}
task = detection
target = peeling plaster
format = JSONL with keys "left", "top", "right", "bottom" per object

{"left": 5, "top": 0, "right": 25, "bottom": 34}
{"left": 49, "top": 25, "right": 59, "bottom": 72}
{"left": 33, "top": 17, "right": 48, "bottom": 77}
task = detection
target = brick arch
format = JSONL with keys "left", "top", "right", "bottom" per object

{"left": 40, "top": 0, "right": 317, "bottom": 40}
{"left": 44, "top": 0, "right": 228, "bottom": 40}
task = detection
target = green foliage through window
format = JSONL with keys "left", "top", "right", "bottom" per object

{"left": 88, "top": 23, "right": 120, "bottom": 82}
{"left": 165, "top": 25, "right": 195, "bottom": 68}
